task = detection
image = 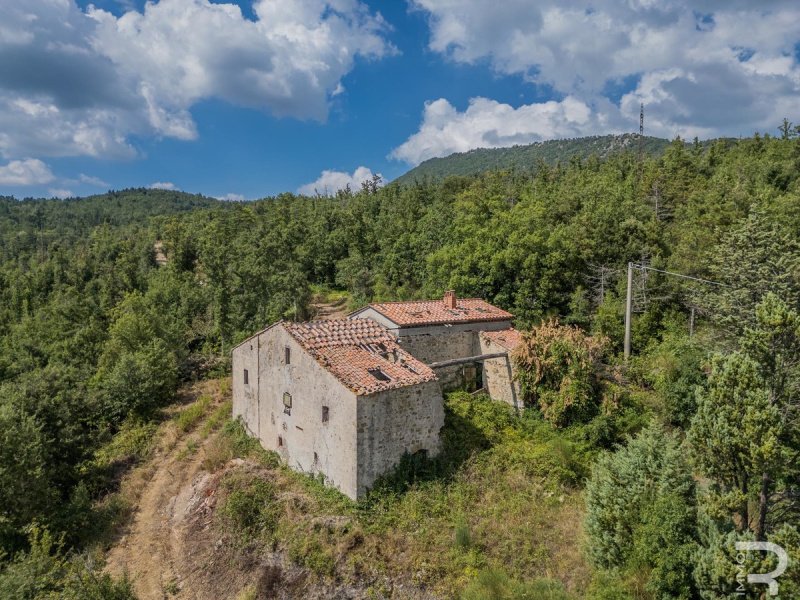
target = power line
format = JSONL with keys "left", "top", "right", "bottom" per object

{"left": 631, "top": 263, "right": 726, "bottom": 287}
{"left": 624, "top": 262, "right": 725, "bottom": 360}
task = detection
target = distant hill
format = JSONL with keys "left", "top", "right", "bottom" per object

{"left": 394, "top": 134, "right": 673, "bottom": 184}
{"left": 0, "top": 188, "right": 224, "bottom": 234}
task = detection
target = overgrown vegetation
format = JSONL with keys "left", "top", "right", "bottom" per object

{"left": 214, "top": 393, "right": 598, "bottom": 597}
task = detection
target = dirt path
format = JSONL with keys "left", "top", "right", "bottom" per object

{"left": 310, "top": 297, "right": 349, "bottom": 320}
{"left": 105, "top": 385, "right": 224, "bottom": 599}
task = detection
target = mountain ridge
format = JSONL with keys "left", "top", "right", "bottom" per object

{"left": 394, "top": 133, "right": 680, "bottom": 184}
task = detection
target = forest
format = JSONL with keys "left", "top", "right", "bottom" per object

{"left": 0, "top": 131, "right": 799, "bottom": 598}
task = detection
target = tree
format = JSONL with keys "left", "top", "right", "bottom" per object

{"left": 690, "top": 294, "right": 800, "bottom": 540}
{"left": 95, "top": 339, "right": 178, "bottom": 422}
{"left": 585, "top": 422, "right": 697, "bottom": 599}
{"left": 696, "top": 212, "right": 800, "bottom": 336}
{"left": 0, "top": 403, "right": 57, "bottom": 553}
{"left": 689, "top": 353, "right": 782, "bottom": 536}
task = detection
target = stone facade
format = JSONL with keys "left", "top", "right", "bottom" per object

{"left": 356, "top": 380, "right": 444, "bottom": 497}
{"left": 479, "top": 334, "right": 522, "bottom": 409}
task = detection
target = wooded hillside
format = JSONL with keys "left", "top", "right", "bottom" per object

{"left": 1, "top": 133, "right": 799, "bottom": 598}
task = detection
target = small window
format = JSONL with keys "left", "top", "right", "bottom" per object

{"left": 368, "top": 368, "right": 391, "bottom": 382}
{"left": 243, "top": 369, "right": 249, "bottom": 385}
{"left": 322, "top": 406, "right": 329, "bottom": 423}
{"left": 313, "top": 452, "right": 318, "bottom": 463}
{"left": 278, "top": 436, "right": 283, "bottom": 447}
{"left": 283, "top": 392, "right": 292, "bottom": 415}
{"left": 285, "top": 346, "right": 291, "bottom": 365}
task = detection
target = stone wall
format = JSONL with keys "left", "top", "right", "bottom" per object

{"left": 356, "top": 380, "right": 444, "bottom": 497}
{"left": 231, "top": 331, "right": 261, "bottom": 436}
{"left": 479, "top": 335, "right": 522, "bottom": 409}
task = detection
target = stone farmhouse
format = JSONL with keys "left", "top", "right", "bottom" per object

{"left": 232, "top": 292, "right": 521, "bottom": 499}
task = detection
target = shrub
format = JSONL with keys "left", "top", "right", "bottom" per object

{"left": 585, "top": 422, "right": 698, "bottom": 599}
{"left": 219, "top": 474, "right": 281, "bottom": 542}
{"left": 513, "top": 318, "right": 609, "bottom": 427}
{"left": 0, "top": 526, "right": 136, "bottom": 600}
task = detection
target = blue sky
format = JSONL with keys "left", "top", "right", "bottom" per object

{"left": 1, "top": 1, "right": 799, "bottom": 200}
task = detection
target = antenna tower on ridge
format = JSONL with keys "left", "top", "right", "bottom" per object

{"left": 638, "top": 103, "right": 644, "bottom": 163}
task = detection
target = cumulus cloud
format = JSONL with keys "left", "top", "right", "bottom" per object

{"left": 0, "top": 0, "right": 393, "bottom": 160}
{"left": 298, "top": 166, "right": 381, "bottom": 195}
{"left": 149, "top": 181, "right": 177, "bottom": 190}
{"left": 391, "top": 96, "right": 604, "bottom": 165}
{"left": 219, "top": 193, "right": 246, "bottom": 202}
{"left": 48, "top": 188, "right": 74, "bottom": 199}
{"left": 397, "top": 0, "right": 800, "bottom": 161}
{"left": 0, "top": 159, "right": 55, "bottom": 185}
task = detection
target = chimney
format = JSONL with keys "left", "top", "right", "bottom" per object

{"left": 444, "top": 290, "right": 457, "bottom": 309}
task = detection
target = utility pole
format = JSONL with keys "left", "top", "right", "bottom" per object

{"left": 624, "top": 262, "right": 633, "bottom": 360}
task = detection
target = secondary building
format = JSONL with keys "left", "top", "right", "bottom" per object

{"left": 349, "top": 291, "right": 515, "bottom": 390}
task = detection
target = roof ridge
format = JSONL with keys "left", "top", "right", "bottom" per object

{"left": 369, "top": 297, "right": 488, "bottom": 305}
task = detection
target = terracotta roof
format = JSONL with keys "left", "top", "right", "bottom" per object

{"left": 356, "top": 298, "right": 513, "bottom": 327}
{"left": 283, "top": 319, "right": 437, "bottom": 395}
{"left": 480, "top": 328, "right": 522, "bottom": 352}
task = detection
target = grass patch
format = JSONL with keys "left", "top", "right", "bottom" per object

{"left": 199, "top": 400, "right": 231, "bottom": 439}
{"left": 89, "top": 418, "right": 159, "bottom": 472}
{"left": 175, "top": 394, "right": 212, "bottom": 432}
{"left": 461, "top": 570, "right": 573, "bottom": 600}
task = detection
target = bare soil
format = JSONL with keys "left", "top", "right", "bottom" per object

{"left": 309, "top": 297, "right": 349, "bottom": 320}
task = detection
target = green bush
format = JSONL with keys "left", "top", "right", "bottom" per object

{"left": 0, "top": 526, "right": 136, "bottom": 600}
{"left": 585, "top": 422, "right": 697, "bottom": 599}
{"left": 219, "top": 473, "right": 281, "bottom": 542}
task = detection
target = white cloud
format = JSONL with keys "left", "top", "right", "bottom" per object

{"left": 0, "top": 0, "right": 393, "bottom": 160}
{"left": 48, "top": 188, "right": 74, "bottom": 199}
{"left": 0, "top": 159, "right": 55, "bottom": 185}
{"left": 149, "top": 181, "right": 177, "bottom": 190}
{"left": 79, "top": 173, "right": 110, "bottom": 187}
{"left": 298, "top": 166, "right": 381, "bottom": 195}
{"left": 402, "top": 0, "right": 800, "bottom": 154}
{"left": 219, "top": 193, "right": 246, "bottom": 201}
{"left": 391, "top": 96, "right": 603, "bottom": 165}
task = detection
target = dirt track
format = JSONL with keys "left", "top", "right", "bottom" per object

{"left": 105, "top": 384, "right": 229, "bottom": 599}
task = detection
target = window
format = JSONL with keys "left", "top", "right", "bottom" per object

{"left": 243, "top": 369, "right": 249, "bottom": 385}
{"left": 283, "top": 392, "right": 292, "bottom": 415}
{"left": 285, "top": 346, "right": 291, "bottom": 365}
{"left": 313, "top": 452, "right": 318, "bottom": 463}
{"left": 278, "top": 436, "right": 283, "bottom": 447}
{"left": 368, "top": 368, "right": 391, "bottom": 382}
{"left": 322, "top": 406, "right": 329, "bottom": 423}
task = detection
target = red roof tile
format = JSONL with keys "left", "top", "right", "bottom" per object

{"left": 480, "top": 328, "right": 522, "bottom": 352}
{"left": 356, "top": 298, "right": 513, "bottom": 327}
{"left": 283, "top": 319, "right": 437, "bottom": 395}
